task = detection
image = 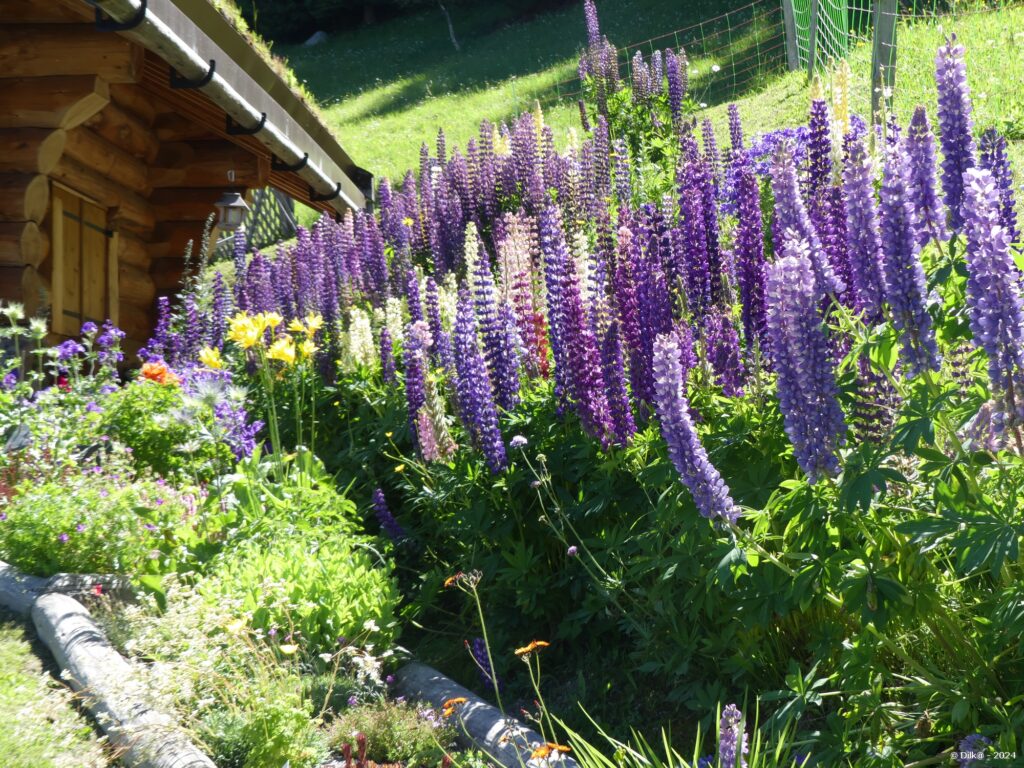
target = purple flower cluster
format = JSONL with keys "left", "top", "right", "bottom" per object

{"left": 373, "top": 488, "right": 405, "bottom": 542}
{"left": 718, "top": 704, "right": 748, "bottom": 768}
{"left": 453, "top": 289, "right": 507, "bottom": 473}
{"left": 935, "top": 36, "right": 976, "bottom": 232}
{"left": 962, "top": 167, "right": 1024, "bottom": 428}
{"left": 766, "top": 240, "right": 847, "bottom": 482}
{"left": 652, "top": 332, "right": 737, "bottom": 523}
{"left": 878, "top": 148, "right": 941, "bottom": 377}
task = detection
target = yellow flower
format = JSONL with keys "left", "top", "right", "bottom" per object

{"left": 288, "top": 318, "right": 306, "bottom": 333}
{"left": 267, "top": 335, "right": 296, "bottom": 365}
{"left": 300, "top": 339, "right": 318, "bottom": 358}
{"left": 279, "top": 644, "right": 299, "bottom": 655}
{"left": 514, "top": 640, "right": 550, "bottom": 657}
{"left": 228, "top": 314, "right": 261, "bottom": 349}
{"left": 304, "top": 312, "right": 324, "bottom": 334}
{"left": 262, "top": 312, "right": 284, "bottom": 330}
{"left": 198, "top": 346, "right": 224, "bottom": 369}
{"left": 394, "top": 463, "right": 405, "bottom": 473}
{"left": 402, "top": 216, "right": 414, "bottom": 227}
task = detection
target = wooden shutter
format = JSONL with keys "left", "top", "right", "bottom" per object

{"left": 50, "top": 184, "right": 116, "bottom": 335}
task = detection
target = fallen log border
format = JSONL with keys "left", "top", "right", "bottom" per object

{"left": 0, "top": 558, "right": 215, "bottom": 768}
{"left": 393, "top": 661, "right": 580, "bottom": 768}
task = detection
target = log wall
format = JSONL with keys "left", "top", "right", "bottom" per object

{"left": 0, "top": 11, "right": 286, "bottom": 355}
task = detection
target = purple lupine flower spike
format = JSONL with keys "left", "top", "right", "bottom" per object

{"left": 706, "top": 311, "right": 745, "bottom": 397}
{"left": 653, "top": 332, "right": 738, "bottom": 523}
{"left": 373, "top": 488, "right": 405, "bottom": 542}
{"left": 842, "top": 134, "right": 887, "bottom": 320}
{"left": 769, "top": 145, "right": 845, "bottom": 298}
{"left": 562, "top": 256, "right": 615, "bottom": 447}
{"left": 904, "top": 106, "right": 950, "bottom": 247}
{"left": 469, "top": 637, "right": 499, "bottom": 690}
{"left": 878, "top": 147, "right": 941, "bottom": 377}
{"left": 732, "top": 155, "right": 767, "bottom": 349}
{"left": 425, "top": 277, "right": 455, "bottom": 372}
{"left": 978, "top": 128, "right": 1019, "bottom": 244}
{"left": 718, "top": 704, "right": 748, "bottom": 768}
{"left": 935, "top": 35, "right": 976, "bottom": 232}
{"left": 962, "top": 167, "right": 1024, "bottom": 429}
{"left": 403, "top": 321, "right": 430, "bottom": 454}
{"left": 379, "top": 326, "right": 396, "bottom": 385}
{"left": 728, "top": 103, "right": 744, "bottom": 154}
{"left": 472, "top": 238, "right": 520, "bottom": 410}
{"left": 453, "top": 288, "right": 507, "bottom": 473}
{"left": 766, "top": 239, "right": 847, "bottom": 483}
{"left": 601, "top": 320, "right": 636, "bottom": 445}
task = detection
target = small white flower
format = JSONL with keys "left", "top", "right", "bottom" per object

{"left": 700, "top": 102, "right": 708, "bottom": 108}
{"left": 711, "top": 64, "right": 721, "bottom": 73}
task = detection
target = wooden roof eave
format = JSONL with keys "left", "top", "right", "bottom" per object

{"left": 86, "top": 0, "right": 372, "bottom": 216}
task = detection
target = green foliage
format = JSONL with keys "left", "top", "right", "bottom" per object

{"left": 202, "top": 533, "right": 400, "bottom": 658}
{"left": 0, "top": 472, "right": 194, "bottom": 578}
{"left": 103, "top": 379, "right": 235, "bottom": 481}
{"left": 327, "top": 700, "right": 457, "bottom": 765}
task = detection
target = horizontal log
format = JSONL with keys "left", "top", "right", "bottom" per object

{"left": 51, "top": 157, "right": 155, "bottom": 233}
{"left": 152, "top": 220, "right": 214, "bottom": 262}
{"left": 0, "top": 173, "right": 49, "bottom": 223}
{"left": 0, "top": 75, "right": 110, "bottom": 130}
{"left": 0, "top": 129, "right": 67, "bottom": 174}
{"left": 152, "top": 113, "right": 219, "bottom": 143}
{"left": 119, "top": 263, "right": 155, "bottom": 307}
{"left": 32, "top": 593, "right": 217, "bottom": 768}
{"left": 117, "top": 302, "right": 152, "bottom": 341}
{"left": 0, "top": 221, "right": 49, "bottom": 268}
{"left": 150, "top": 256, "right": 187, "bottom": 294}
{"left": 118, "top": 232, "right": 150, "bottom": 270}
{"left": 0, "top": 2, "right": 86, "bottom": 23}
{"left": 85, "top": 102, "right": 159, "bottom": 163}
{"left": 150, "top": 142, "right": 262, "bottom": 188}
{"left": 0, "top": 25, "right": 142, "bottom": 83}
{"left": 108, "top": 83, "right": 158, "bottom": 127}
{"left": 0, "top": 265, "right": 46, "bottom": 316}
{"left": 65, "top": 126, "right": 149, "bottom": 195}
{"left": 147, "top": 189, "right": 221, "bottom": 222}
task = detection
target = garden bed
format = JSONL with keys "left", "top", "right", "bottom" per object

{"left": 3, "top": 1, "right": 1024, "bottom": 766}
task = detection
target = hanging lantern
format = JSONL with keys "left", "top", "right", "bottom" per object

{"left": 215, "top": 170, "right": 249, "bottom": 232}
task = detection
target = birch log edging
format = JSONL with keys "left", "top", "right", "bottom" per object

{"left": 0, "top": 560, "right": 214, "bottom": 768}
{"left": 393, "top": 661, "right": 580, "bottom": 768}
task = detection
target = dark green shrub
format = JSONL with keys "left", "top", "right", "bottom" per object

{"left": 103, "top": 379, "right": 234, "bottom": 481}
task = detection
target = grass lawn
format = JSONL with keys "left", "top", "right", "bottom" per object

{"left": 704, "top": 4, "right": 1024, "bottom": 173}
{"left": 278, "top": 0, "right": 1023, "bottom": 193}
{"left": 0, "top": 610, "right": 111, "bottom": 768}
{"left": 279, "top": 0, "right": 774, "bottom": 182}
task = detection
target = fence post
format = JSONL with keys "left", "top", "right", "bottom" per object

{"left": 871, "top": 0, "right": 898, "bottom": 124}
{"left": 806, "top": 0, "right": 820, "bottom": 80}
{"left": 781, "top": 0, "right": 800, "bottom": 71}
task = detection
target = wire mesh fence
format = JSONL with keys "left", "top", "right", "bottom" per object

{"left": 214, "top": 187, "right": 297, "bottom": 260}
{"left": 524, "top": 0, "right": 789, "bottom": 114}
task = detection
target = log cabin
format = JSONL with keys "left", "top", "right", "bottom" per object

{"left": 0, "top": 0, "right": 372, "bottom": 355}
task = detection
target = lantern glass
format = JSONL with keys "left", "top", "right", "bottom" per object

{"left": 215, "top": 191, "right": 249, "bottom": 232}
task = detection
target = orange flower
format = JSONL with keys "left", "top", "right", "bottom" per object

{"left": 546, "top": 743, "right": 571, "bottom": 753}
{"left": 514, "top": 640, "right": 550, "bottom": 656}
{"left": 530, "top": 745, "right": 553, "bottom": 759}
{"left": 441, "top": 696, "right": 468, "bottom": 718}
{"left": 140, "top": 361, "right": 179, "bottom": 385}
{"left": 443, "top": 572, "right": 464, "bottom": 588}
